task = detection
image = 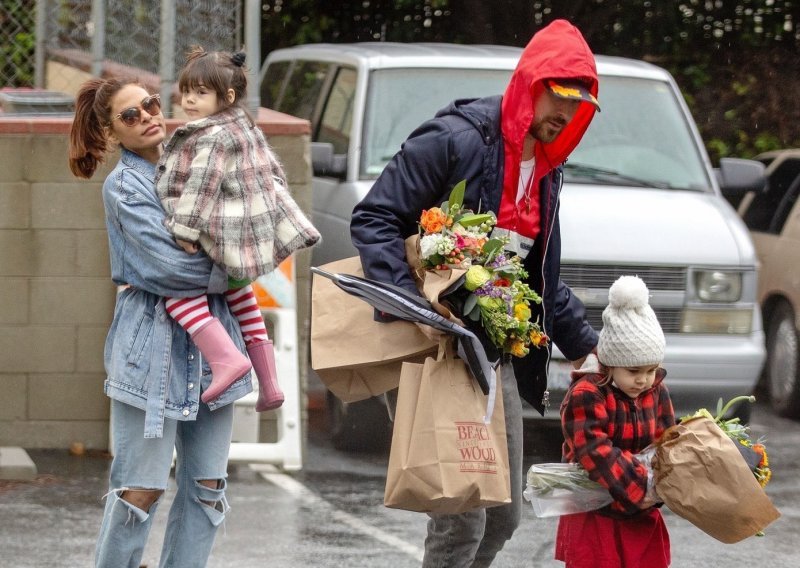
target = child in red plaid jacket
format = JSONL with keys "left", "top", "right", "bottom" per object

{"left": 155, "top": 46, "right": 319, "bottom": 409}
{"left": 556, "top": 275, "right": 675, "bottom": 568}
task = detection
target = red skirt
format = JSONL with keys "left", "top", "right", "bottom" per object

{"left": 555, "top": 508, "right": 670, "bottom": 568}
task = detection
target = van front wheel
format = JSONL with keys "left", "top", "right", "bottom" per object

{"left": 765, "top": 302, "right": 800, "bottom": 418}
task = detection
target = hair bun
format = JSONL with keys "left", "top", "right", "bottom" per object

{"left": 231, "top": 51, "right": 246, "bottom": 67}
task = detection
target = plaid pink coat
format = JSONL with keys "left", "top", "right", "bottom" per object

{"left": 156, "top": 107, "right": 320, "bottom": 279}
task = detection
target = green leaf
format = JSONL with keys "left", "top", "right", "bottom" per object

{"left": 448, "top": 180, "right": 466, "bottom": 211}
{"left": 457, "top": 212, "right": 494, "bottom": 227}
{"left": 463, "top": 293, "right": 478, "bottom": 315}
{"left": 492, "top": 263, "right": 517, "bottom": 273}
{"left": 482, "top": 238, "right": 504, "bottom": 259}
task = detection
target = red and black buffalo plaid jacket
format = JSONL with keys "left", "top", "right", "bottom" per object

{"left": 560, "top": 367, "right": 675, "bottom": 516}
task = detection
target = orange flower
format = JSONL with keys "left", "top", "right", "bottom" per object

{"left": 530, "top": 330, "right": 549, "bottom": 347}
{"left": 753, "top": 443, "right": 765, "bottom": 463}
{"left": 509, "top": 340, "right": 528, "bottom": 357}
{"left": 750, "top": 443, "right": 772, "bottom": 487}
{"left": 420, "top": 207, "right": 449, "bottom": 234}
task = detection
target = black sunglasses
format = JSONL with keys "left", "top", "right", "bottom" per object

{"left": 111, "top": 94, "right": 162, "bottom": 127}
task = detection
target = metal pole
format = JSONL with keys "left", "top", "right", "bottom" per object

{"left": 90, "top": 0, "right": 105, "bottom": 78}
{"left": 245, "top": 0, "right": 261, "bottom": 115}
{"left": 34, "top": 0, "right": 47, "bottom": 87}
{"left": 159, "top": 0, "right": 177, "bottom": 117}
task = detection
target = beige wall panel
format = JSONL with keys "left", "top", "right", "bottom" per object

{"left": 0, "top": 375, "right": 27, "bottom": 420}
{"left": 0, "top": 230, "right": 33, "bottom": 276}
{"left": 24, "top": 137, "right": 78, "bottom": 183}
{"left": 31, "top": 183, "right": 106, "bottom": 229}
{"left": 0, "top": 182, "right": 31, "bottom": 229}
{"left": 0, "top": 136, "right": 27, "bottom": 183}
{"left": 76, "top": 230, "right": 111, "bottom": 277}
{"left": 77, "top": 326, "right": 108, "bottom": 374}
{"left": 30, "top": 278, "right": 114, "bottom": 325}
{"left": 0, "top": 326, "right": 76, "bottom": 373}
{"left": 29, "top": 373, "right": 109, "bottom": 421}
{"left": 0, "top": 278, "right": 29, "bottom": 324}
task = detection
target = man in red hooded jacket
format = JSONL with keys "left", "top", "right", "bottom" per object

{"left": 351, "top": 20, "right": 601, "bottom": 567}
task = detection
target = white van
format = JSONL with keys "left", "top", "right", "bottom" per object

{"left": 261, "top": 43, "right": 767, "bottom": 451}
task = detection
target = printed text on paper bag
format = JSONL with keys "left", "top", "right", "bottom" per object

{"left": 455, "top": 422, "right": 498, "bottom": 474}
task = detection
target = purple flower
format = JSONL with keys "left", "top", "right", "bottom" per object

{"left": 487, "top": 254, "right": 507, "bottom": 268}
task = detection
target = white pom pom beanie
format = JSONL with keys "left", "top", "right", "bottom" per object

{"left": 597, "top": 275, "right": 666, "bottom": 367}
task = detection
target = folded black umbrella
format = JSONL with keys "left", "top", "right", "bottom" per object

{"left": 311, "top": 267, "right": 495, "bottom": 395}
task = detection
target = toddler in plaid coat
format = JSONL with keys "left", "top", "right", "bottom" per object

{"left": 155, "top": 46, "right": 320, "bottom": 409}
{"left": 556, "top": 275, "right": 675, "bottom": 568}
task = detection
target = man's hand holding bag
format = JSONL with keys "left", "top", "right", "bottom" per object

{"left": 384, "top": 340, "right": 511, "bottom": 514}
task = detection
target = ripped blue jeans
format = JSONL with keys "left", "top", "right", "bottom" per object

{"left": 95, "top": 398, "right": 234, "bottom": 568}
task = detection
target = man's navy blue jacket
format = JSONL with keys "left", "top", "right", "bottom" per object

{"left": 351, "top": 95, "right": 598, "bottom": 414}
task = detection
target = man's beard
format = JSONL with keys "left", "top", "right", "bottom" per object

{"left": 529, "top": 116, "right": 566, "bottom": 143}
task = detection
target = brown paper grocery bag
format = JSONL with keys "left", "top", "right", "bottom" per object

{"left": 310, "top": 256, "right": 437, "bottom": 401}
{"left": 315, "top": 353, "right": 427, "bottom": 403}
{"left": 653, "top": 416, "right": 780, "bottom": 543}
{"left": 404, "top": 235, "right": 466, "bottom": 324}
{"left": 384, "top": 344, "right": 511, "bottom": 514}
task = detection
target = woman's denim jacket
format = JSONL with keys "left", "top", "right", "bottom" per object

{"left": 102, "top": 149, "right": 252, "bottom": 438}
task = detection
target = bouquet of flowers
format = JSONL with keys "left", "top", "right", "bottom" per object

{"left": 415, "top": 180, "right": 548, "bottom": 357}
{"left": 653, "top": 395, "right": 780, "bottom": 543}
{"left": 681, "top": 395, "right": 772, "bottom": 488}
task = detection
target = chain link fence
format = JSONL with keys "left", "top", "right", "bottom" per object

{"left": 1, "top": 0, "right": 36, "bottom": 88}
{"left": 1, "top": 0, "right": 244, "bottom": 115}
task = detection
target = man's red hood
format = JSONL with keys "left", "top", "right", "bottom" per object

{"left": 501, "top": 20, "right": 599, "bottom": 195}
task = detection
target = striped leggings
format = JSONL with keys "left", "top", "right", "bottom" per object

{"left": 164, "top": 285, "right": 267, "bottom": 345}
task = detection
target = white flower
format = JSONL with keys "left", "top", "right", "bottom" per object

{"left": 418, "top": 234, "right": 438, "bottom": 258}
{"left": 419, "top": 233, "right": 455, "bottom": 259}
{"left": 435, "top": 234, "right": 456, "bottom": 256}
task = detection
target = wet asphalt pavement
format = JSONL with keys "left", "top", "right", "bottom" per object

{"left": 1, "top": 401, "right": 798, "bottom": 567}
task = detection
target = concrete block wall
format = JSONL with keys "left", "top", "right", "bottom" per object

{"left": 0, "top": 111, "right": 312, "bottom": 449}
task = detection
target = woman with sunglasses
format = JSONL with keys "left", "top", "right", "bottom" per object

{"left": 154, "top": 46, "right": 319, "bottom": 410}
{"left": 69, "top": 77, "right": 248, "bottom": 567}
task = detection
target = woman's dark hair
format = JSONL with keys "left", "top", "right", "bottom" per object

{"left": 178, "top": 45, "right": 249, "bottom": 112}
{"left": 68, "top": 77, "right": 140, "bottom": 179}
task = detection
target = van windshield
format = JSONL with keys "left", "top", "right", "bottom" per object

{"left": 362, "top": 67, "right": 511, "bottom": 178}
{"left": 363, "top": 71, "right": 710, "bottom": 191}
{"left": 568, "top": 76, "right": 710, "bottom": 191}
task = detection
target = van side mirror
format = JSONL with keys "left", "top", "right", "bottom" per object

{"left": 311, "top": 142, "right": 347, "bottom": 178}
{"left": 715, "top": 158, "right": 767, "bottom": 198}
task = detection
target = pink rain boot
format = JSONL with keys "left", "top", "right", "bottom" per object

{"left": 193, "top": 318, "right": 252, "bottom": 404}
{"left": 247, "top": 340, "right": 285, "bottom": 412}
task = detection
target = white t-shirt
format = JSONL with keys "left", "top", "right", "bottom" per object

{"left": 493, "top": 156, "right": 537, "bottom": 259}
{"left": 516, "top": 156, "right": 535, "bottom": 204}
